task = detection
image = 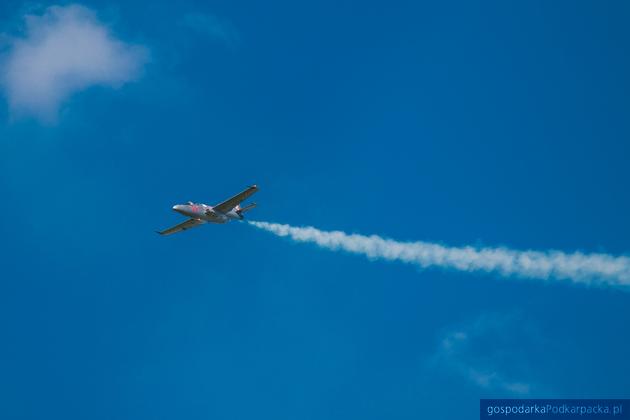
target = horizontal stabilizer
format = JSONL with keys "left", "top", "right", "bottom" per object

{"left": 237, "top": 202, "right": 257, "bottom": 214}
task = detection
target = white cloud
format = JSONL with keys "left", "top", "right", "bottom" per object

{"left": 1, "top": 4, "right": 148, "bottom": 122}
{"left": 431, "top": 314, "right": 536, "bottom": 395}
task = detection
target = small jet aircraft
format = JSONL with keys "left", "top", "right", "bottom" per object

{"left": 157, "top": 185, "right": 258, "bottom": 236}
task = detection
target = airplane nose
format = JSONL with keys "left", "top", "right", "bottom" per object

{"left": 172, "top": 205, "right": 181, "bottom": 211}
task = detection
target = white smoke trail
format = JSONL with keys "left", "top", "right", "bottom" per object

{"left": 248, "top": 221, "right": 630, "bottom": 288}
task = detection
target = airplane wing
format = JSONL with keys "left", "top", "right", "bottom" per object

{"left": 213, "top": 185, "right": 258, "bottom": 214}
{"left": 157, "top": 218, "right": 205, "bottom": 236}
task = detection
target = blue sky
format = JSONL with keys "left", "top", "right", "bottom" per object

{"left": 1, "top": 1, "right": 629, "bottom": 419}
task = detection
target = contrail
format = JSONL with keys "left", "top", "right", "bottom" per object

{"left": 248, "top": 221, "right": 630, "bottom": 288}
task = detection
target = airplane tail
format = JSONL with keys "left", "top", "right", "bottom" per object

{"left": 235, "top": 203, "right": 257, "bottom": 218}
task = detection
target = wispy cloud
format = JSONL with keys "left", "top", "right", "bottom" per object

{"left": 431, "top": 314, "right": 537, "bottom": 395}
{"left": 180, "top": 13, "right": 239, "bottom": 48}
{"left": 248, "top": 221, "right": 630, "bottom": 288}
{"left": 1, "top": 4, "right": 148, "bottom": 122}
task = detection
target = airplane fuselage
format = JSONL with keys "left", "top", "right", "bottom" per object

{"left": 172, "top": 203, "right": 241, "bottom": 224}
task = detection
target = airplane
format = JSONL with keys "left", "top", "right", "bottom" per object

{"left": 157, "top": 185, "right": 258, "bottom": 236}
